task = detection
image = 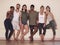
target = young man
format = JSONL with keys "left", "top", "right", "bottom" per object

{"left": 28, "top": 5, "right": 38, "bottom": 41}
{"left": 12, "top": 4, "right": 21, "bottom": 40}
{"left": 4, "top": 6, "right": 14, "bottom": 40}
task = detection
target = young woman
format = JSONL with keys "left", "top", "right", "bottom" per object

{"left": 4, "top": 6, "right": 14, "bottom": 40}
{"left": 20, "top": 4, "right": 29, "bottom": 40}
{"left": 45, "top": 6, "right": 57, "bottom": 40}
{"left": 12, "top": 4, "right": 21, "bottom": 40}
{"left": 37, "top": 6, "right": 47, "bottom": 42}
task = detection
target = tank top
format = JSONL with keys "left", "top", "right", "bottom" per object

{"left": 47, "top": 14, "right": 53, "bottom": 22}
{"left": 13, "top": 10, "right": 20, "bottom": 22}
{"left": 38, "top": 12, "right": 45, "bottom": 23}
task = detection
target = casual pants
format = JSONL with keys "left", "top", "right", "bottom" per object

{"left": 4, "top": 19, "right": 14, "bottom": 40}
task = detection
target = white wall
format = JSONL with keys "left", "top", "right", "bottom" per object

{"left": 0, "top": 0, "right": 60, "bottom": 40}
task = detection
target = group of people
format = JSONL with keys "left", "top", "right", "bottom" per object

{"left": 4, "top": 3, "right": 57, "bottom": 42}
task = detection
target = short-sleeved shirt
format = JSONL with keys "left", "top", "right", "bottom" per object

{"left": 28, "top": 11, "right": 38, "bottom": 25}
{"left": 21, "top": 11, "right": 28, "bottom": 24}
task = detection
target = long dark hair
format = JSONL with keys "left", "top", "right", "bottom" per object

{"left": 46, "top": 6, "right": 51, "bottom": 12}
{"left": 22, "top": 4, "right": 27, "bottom": 12}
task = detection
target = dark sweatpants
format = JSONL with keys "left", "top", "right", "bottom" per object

{"left": 4, "top": 19, "right": 14, "bottom": 40}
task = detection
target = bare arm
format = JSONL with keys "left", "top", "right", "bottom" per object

{"left": 44, "top": 12, "right": 48, "bottom": 25}
{"left": 19, "top": 11, "right": 22, "bottom": 25}
{"left": 37, "top": 12, "right": 39, "bottom": 24}
{"left": 6, "top": 11, "right": 10, "bottom": 19}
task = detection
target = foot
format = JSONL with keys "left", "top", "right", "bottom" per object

{"left": 14, "top": 38, "right": 18, "bottom": 41}
{"left": 50, "top": 38, "right": 55, "bottom": 41}
{"left": 29, "top": 36, "right": 33, "bottom": 41}
{"left": 41, "top": 39, "right": 44, "bottom": 42}
{"left": 40, "top": 34, "right": 44, "bottom": 42}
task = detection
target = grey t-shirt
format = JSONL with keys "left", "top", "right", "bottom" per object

{"left": 21, "top": 11, "right": 28, "bottom": 23}
{"left": 28, "top": 11, "right": 38, "bottom": 25}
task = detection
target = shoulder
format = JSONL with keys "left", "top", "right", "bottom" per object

{"left": 44, "top": 11, "right": 48, "bottom": 16}
{"left": 34, "top": 11, "right": 37, "bottom": 13}
{"left": 50, "top": 12, "right": 53, "bottom": 15}
{"left": 7, "top": 11, "right": 10, "bottom": 13}
{"left": 6, "top": 11, "right": 11, "bottom": 15}
{"left": 34, "top": 11, "right": 39, "bottom": 14}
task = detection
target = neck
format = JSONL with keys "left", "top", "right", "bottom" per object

{"left": 16, "top": 9, "right": 19, "bottom": 12}
{"left": 40, "top": 11, "right": 44, "bottom": 15}
{"left": 30, "top": 10, "right": 34, "bottom": 12}
{"left": 10, "top": 11, "right": 13, "bottom": 14}
{"left": 23, "top": 10, "right": 25, "bottom": 12}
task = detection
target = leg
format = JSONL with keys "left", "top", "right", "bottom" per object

{"left": 51, "top": 27, "right": 56, "bottom": 40}
{"left": 8, "top": 24, "right": 14, "bottom": 40}
{"left": 42, "top": 26, "right": 46, "bottom": 42}
{"left": 8, "top": 30, "right": 14, "bottom": 40}
{"left": 43, "top": 27, "right": 46, "bottom": 36}
{"left": 20, "top": 24, "right": 24, "bottom": 40}
{"left": 15, "top": 30, "right": 20, "bottom": 40}
{"left": 39, "top": 27, "right": 42, "bottom": 41}
{"left": 29, "top": 25, "right": 34, "bottom": 41}
{"left": 38, "top": 23, "right": 43, "bottom": 41}
{"left": 5, "top": 29, "right": 9, "bottom": 40}
{"left": 4, "top": 21, "right": 9, "bottom": 40}
{"left": 24, "top": 25, "right": 29, "bottom": 36}
{"left": 15, "top": 22, "right": 21, "bottom": 40}
{"left": 33, "top": 26, "right": 38, "bottom": 36}
{"left": 13, "top": 30, "right": 15, "bottom": 40}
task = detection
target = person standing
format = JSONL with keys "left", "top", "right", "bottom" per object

{"left": 45, "top": 6, "right": 57, "bottom": 41}
{"left": 28, "top": 4, "right": 38, "bottom": 41}
{"left": 12, "top": 4, "right": 21, "bottom": 40}
{"left": 4, "top": 6, "right": 14, "bottom": 40}
{"left": 37, "top": 6, "right": 47, "bottom": 42}
{"left": 20, "top": 4, "right": 29, "bottom": 40}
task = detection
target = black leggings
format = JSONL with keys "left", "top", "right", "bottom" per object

{"left": 4, "top": 19, "right": 14, "bottom": 40}
{"left": 38, "top": 23, "right": 46, "bottom": 35}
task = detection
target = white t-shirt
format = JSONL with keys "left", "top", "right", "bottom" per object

{"left": 38, "top": 13, "right": 45, "bottom": 23}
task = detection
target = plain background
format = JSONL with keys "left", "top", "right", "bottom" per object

{"left": 0, "top": 0, "right": 60, "bottom": 40}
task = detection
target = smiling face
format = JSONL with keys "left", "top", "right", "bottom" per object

{"left": 46, "top": 6, "right": 50, "bottom": 13}
{"left": 22, "top": 5, "right": 27, "bottom": 10}
{"left": 40, "top": 7, "right": 44, "bottom": 13}
{"left": 30, "top": 5, "right": 35, "bottom": 11}
{"left": 16, "top": 4, "right": 20, "bottom": 9}
{"left": 40, "top": 6, "right": 44, "bottom": 13}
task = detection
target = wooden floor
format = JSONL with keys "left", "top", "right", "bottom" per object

{"left": 0, "top": 40, "right": 60, "bottom": 45}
